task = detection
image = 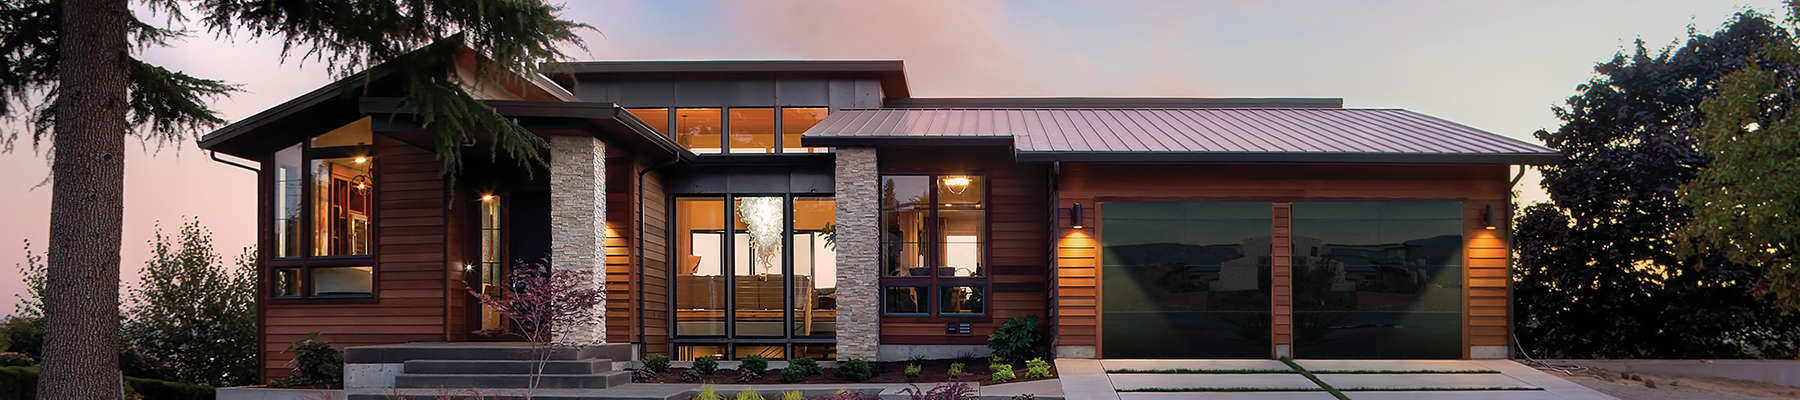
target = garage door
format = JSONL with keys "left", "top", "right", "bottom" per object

{"left": 1290, "top": 202, "right": 1463, "bottom": 359}
{"left": 1100, "top": 202, "right": 1272, "bottom": 359}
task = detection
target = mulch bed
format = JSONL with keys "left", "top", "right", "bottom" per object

{"left": 635, "top": 358, "right": 1057, "bottom": 385}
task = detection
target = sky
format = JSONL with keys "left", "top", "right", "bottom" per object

{"left": 0, "top": 0, "right": 1785, "bottom": 312}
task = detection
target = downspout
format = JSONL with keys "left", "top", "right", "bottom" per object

{"left": 210, "top": 150, "right": 260, "bottom": 172}
{"left": 637, "top": 157, "right": 680, "bottom": 359}
{"left": 1047, "top": 161, "right": 1061, "bottom": 355}
{"left": 1506, "top": 164, "right": 1525, "bottom": 359}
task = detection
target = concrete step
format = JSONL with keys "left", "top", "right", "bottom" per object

{"left": 403, "top": 359, "right": 614, "bottom": 375}
{"left": 347, "top": 343, "right": 634, "bottom": 363}
{"left": 392, "top": 371, "right": 633, "bottom": 389}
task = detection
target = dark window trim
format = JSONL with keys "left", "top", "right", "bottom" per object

{"left": 265, "top": 138, "right": 378, "bottom": 302}
{"left": 669, "top": 193, "right": 840, "bottom": 358}
{"left": 878, "top": 174, "right": 992, "bottom": 319}
{"left": 645, "top": 104, "right": 831, "bottom": 155}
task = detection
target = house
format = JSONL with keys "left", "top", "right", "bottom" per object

{"left": 198, "top": 47, "right": 1558, "bottom": 383}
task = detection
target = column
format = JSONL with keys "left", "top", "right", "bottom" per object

{"left": 833, "top": 148, "right": 880, "bottom": 360}
{"left": 550, "top": 135, "right": 607, "bottom": 346}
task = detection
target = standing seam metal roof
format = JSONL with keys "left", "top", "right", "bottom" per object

{"left": 800, "top": 107, "right": 1560, "bottom": 164}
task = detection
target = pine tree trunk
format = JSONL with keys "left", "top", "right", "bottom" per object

{"left": 39, "top": 0, "right": 129, "bottom": 399}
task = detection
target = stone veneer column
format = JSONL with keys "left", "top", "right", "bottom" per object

{"left": 550, "top": 135, "right": 607, "bottom": 346}
{"left": 833, "top": 148, "right": 880, "bottom": 360}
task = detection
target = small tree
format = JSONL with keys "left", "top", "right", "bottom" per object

{"left": 10, "top": 240, "right": 45, "bottom": 319}
{"left": 123, "top": 219, "right": 257, "bottom": 387}
{"left": 463, "top": 260, "right": 604, "bottom": 399}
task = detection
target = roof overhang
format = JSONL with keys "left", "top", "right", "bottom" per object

{"left": 358, "top": 97, "right": 691, "bottom": 163}
{"left": 543, "top": 60, "right": 910, "bottom": 98}
{"left": 1011, "top": 151, "right": 1564, "bottom": 164}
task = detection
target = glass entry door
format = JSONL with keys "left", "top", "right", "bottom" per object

{"left": 1100, "top": 202, "right": 1273, "bottom": 358}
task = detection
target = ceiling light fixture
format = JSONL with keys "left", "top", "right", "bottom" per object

{"left": 942, "top": 176, "right": 971, "bottom": 194}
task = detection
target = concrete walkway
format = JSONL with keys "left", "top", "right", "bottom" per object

{"left": 1052, "top": 359, "right": 1620, "bottom": 400}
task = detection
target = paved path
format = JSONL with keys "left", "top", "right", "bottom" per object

{"left": 1054, "top": 359, "right": 1620, "bottom": 400}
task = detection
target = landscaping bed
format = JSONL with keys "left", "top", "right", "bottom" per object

{"left": 634, "top": 358, "right": 1057, "bottom": 385}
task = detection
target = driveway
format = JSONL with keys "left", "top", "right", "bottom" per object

{"left": 1055, "top": 359, "right": 1619, "bottom": 399}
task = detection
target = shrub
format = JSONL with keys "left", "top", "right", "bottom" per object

{"left": 837, "top": 358, "right": 873, "bottom": 382}
{"left": 644, "top": 354, "right": 671, "bottom": 373}
{"left": 947, "top": 362, "right": 965, "bottom": 378}
{"left": 693, "top": 356, "right": 719, "bottom": 375}
{"left": 1012, "top": 395, "right": 1036, "bottom": 400}
{"left": 735, "top": 390, "right": 765, "bottom": 400}
{"left": 1023, "top": 358, "right": 1051, "bottom": 379}
{"left": 789, "top": 357, "right": 822, "bottom": 376}
{"left": 779, "top": 366, "right": 806, "bottom": 383}
{"left": 781, "top": 391, "right": 805, "bottom": 400}
{"left": 0, "top": 353, "right": 30, "bottom": 367}
{"left": 740, "top": 354, "right": 768, "bottom": 374}
{"left": 987, "top": 315, "right": 1042, "bottom": 366}
{"left": 681, "top": 369, "right": 704, "bottom": 383}
{"left": 694, "top": 384, "right": 720, "bottom": 400}
{"left": 736, "top": 370, "right": 760, "bottom": 383}
{"left": 904, "top": 363, "right": 922, "bottom": 380}
{"left": 269, "top": 333, "right": 342, "bottom": 388}
{"left": 989, "top": 362, "right": 1014, "bottom": 383}
{"left": 0, "top": 318, "right": 42, "bottom": 360}
{"left": 0, "top": 366, "right": 36, "bottom": 400}
{"left": 900, "top": 382, "right": 977, "bottom": 400}
{"left": 818, "top": 390, "right": 876, "bottom": 400}
{"left": 631, "top": 368, "right": 655, "bottom": 383}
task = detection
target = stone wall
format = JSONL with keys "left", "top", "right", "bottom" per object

{"left": 549, "top": 135, "right": 607, "bottom": 346}
{"left": 833, "top": 148, "right": 879, "bottom": 360}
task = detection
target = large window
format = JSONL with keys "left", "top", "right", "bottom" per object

{"left": 1290, "top": 202, "right": 1463, "bottom": 359}
{"left": 268, "top": 117, "right": 377, "bottom": 299}
{"left": 643, "top": 106, "right": 829, "bottom": 154}
{"left": 673, "top": 195, "right": 837, "bottom": 360}
{"left": 728, "top": 108, "right": 775, "bottom": 154}
{"left": 879, "top": 175, "right": 986, "bottom": 317}
{"left": 676, "top": 108, "right": 723, "bottom": 154}
{"left": 626, "top": 108, "right": 670, "bottom": 135}
{"left": 781, "top": 107, "right": 829, "bottom": 153}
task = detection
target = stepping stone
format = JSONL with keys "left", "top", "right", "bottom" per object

{"left": 1318, "top": 373, "right": 1537, "bottom": 390}
{"left": 1109, "top": 373, "right": 1319, "bottom": 391}
{"left": 1102, "top": 359, "right": 1292, "bottom": 372}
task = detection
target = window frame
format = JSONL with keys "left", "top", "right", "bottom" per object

{"left": 265, "top": 139, "right": 379, "bottom": 303}
{"left": 668, "top": 193, "right": 840, "bottom": 360}
{"left": 877, "top": 174, "right": 991, "bottom": 318}
{"left": 631, "top": 105, "right": 831, "bottom": 155}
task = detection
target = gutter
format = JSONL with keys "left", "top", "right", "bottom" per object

{"left": 209, "top": 151, "right": 259, "bottom": 172}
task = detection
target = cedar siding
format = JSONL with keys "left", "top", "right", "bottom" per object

{"left": 639, "top": 163, "right": 671, "bottom": 356}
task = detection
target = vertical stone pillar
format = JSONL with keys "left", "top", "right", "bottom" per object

{"left": 833, "top": 148, "right": 880, "bottom": 360}
{"left": 550, "top": 135, "right": 607, "bottom": 346}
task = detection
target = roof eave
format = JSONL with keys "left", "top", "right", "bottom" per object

{"left": 799, "top": 135, "right": 1014, "bottom": 147}
{"left": 358, "top": 97, "right": 692, "bottom": 163}
{"left": 1011, "top": 151, "right": 1563, "bottom": 165}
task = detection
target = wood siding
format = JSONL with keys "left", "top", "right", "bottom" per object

{"left": 605, "top": 155, "right": 636, "bottom": 343}
{"left": 877, "top": 147, "right": 1051, "bottom": 345}
{"left": 1272, "top": 203, "right": 1293, "bottom": 350}
{"left": 1052, "top": 163, "right": 1511, "bottom": 358}
{"left": 639, "top": 163, "right": 671, "bottom": 356}
{"left": 261, "top": 133, "right": 449, "bottom": 381}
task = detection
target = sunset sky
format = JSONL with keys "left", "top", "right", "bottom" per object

{"left": 0, "top": 0, "right": 1782, "bottom": 311}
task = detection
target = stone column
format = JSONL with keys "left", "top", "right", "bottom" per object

{"left": 550, "top": 135, "right": 607, "bottom": 346}
{"left": 833, "top": 148, "right": 880, "bottom": 360}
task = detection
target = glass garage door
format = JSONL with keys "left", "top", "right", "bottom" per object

{"left": 1101, "top": 202, "right": 1272, "bottom": 358}
{"left": 1290, "top": 202, "right": 1463, "bottom": 359}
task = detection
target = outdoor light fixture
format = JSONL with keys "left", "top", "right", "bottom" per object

{"left": 942, "top": 175, "right": 971, "bottom": 194}
{"left": 1482, "top": 204, "right": 1498, "bottom": 230}
{"left": 1071, "top": 203, "right": 1084, "bottom": 229}
{"left": 481, "top": 194, "right": 496, "bottom": 202}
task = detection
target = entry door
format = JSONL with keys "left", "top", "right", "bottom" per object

{"left": 1100, "top": 202, "right": 1273, "bottom": 359}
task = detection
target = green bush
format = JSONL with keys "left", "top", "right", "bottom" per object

{"left": 0, "top": 318, "right": 42, "bottom": 360}
{"left": 947, "top": 362, "right": 966, "bottom": 378}
{"left": 904, "top": 363, "right": 922, "bottom": 380}
{"left": 789, "top": 357, "right": 822, "bottom": 376}
{"left": 735, "top": 390, "right": 765, "bottom": 400}
{"left": 836, "top": 358, "right": 872, "bottom": 382}
{"left": 779, "top": 365, "right": 807, "bottom": 383}
{"left": 987, "top": 315, "right": 1042, "bottom": 367}
{"left": 124, "top": 376, "right": 214, "bottom": 400}
{"left": 695, "top": 384, "right": 721, "bottom": 400}
{"left": 693, "top": 356, "right": 719, "bottom": 375}
{"left": 644, "top": 354, "right": 671, "bottom": 373}
{"left": 1024, "top": 358, "right": 1051, "bottom": 379}
{"left": 990, "top": 362, "right": 1014, "bottom": 383}
{"left": 0, "top": 353, "right": 31, "bottom": 367}
{"left": 0, "top": 366, "right": 36, "bottom": 400}
{"left": 269, "top": 333, "right": 343, "bottom": 388}
{"left": 740, "top": 355, "right": 768, "bottom": 374}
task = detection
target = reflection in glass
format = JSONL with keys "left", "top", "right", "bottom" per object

{"left": 781, "top": 108, "right": 829, "bottom": 153}
{"left": 676, "top": 197, "right": 727, "bottom": 336}
{"left": 793, "top": 345, "right": 836, "bottom": 360}
{"left": 880, "top": 176, "right": 929, "bottom": 277}
{"left": 676, "top": 345, "right": 725, "bottom": 362}
{"left": 675, "top": 108, "right": 722, "bottom": 154}
{"left": 728, "top": 108, "right": 775, "bottom": 154}
{"left": 310, "top": 117, "right": 373, "bottom": 147}
{"left": 793, "top": 198, "right": 837, "bottom": 337}
{"left": 311, "top": 266, "right": 373, "bottom": 296}
{"left": 939, "top": 285, "right": 985, "bottom": 315}
{"left": 734, "top": 196, "right": 785, "bottom": 337}
{"left": 273, "top": 144, "right": 302, "bottom": 258}
{"left": 272, "top": 268, "right": 301, "bottom": 297}
{"left": 1291, "top": 202, "right": 1463, "bottom": 359}
{"left": 312, "top": 156, "right": 373, "bottom": 256}
{"left": 884, "top": 286, "right": 928, "bottom": 314}
{"left": 734, "top": 345, "right": 786, "bottom": 360}
{"left": 626, "top": 108, "right": 670, "bottom": 135}
{"left": 1102, "top": 202, "right": 1272, "bottom": 358}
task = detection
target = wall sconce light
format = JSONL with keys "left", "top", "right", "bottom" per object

{"left": 481, "top": 194, "right": 496, "bottom": 202}
{"left": 1482, "top": 204, "right": 1498, "bottom": 230}
{"left": 1071, "top": 203, "right": 1085, "bottom": 229}
{"left": 942, "top": 175, "right": 971, "bottom": 195}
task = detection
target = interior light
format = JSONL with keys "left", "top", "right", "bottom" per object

{"left": 1071, "top": 203, "right": 1085, "bottom": 230}
{"left": 353, "top": 156, "right": 369, "bottom": 164}
{"left": 942, "top": 176, "right": 971, "bottom": 194}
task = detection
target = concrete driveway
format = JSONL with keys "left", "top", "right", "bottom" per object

{"left": 1055, "top": 359, "right": 1619, "bottom": 399}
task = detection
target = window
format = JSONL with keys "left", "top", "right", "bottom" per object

{"left": 675, "top": 108, "right": 722, "bottom": 154}
{"left": 728, "top": 108, "right": 775, "bottom": 154}
{"left": 879, "top": 175, "right": 987, "bottom": 317}
{"left": 793, "top": 198, "right": 836, "bottom": 337}
{"left": 268, "top": 117, "right": 377, "bottom": 299}
{"left": 675, "top": 197, "right": 727, "bottom": 336}
{"left": 673, "top": 195, "right": 838, "bottom": 358}
{"left": 478, "top": 195, "right": 504, "bottom": 331}
{"left": 626, "top": 108, "right": 670, "bottom": 135}
{"left": 781, "top": 107, "right": 829, "bottom": 153}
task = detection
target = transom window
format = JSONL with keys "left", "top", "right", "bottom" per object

{"left": 628, "top": 107, "right": 831, "bottom": 154}
{"left": 880, "top": 175, "right": 987, "bottom": 317}
{"left": 270, "top": 117, "right": 377, "bottom": 299}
